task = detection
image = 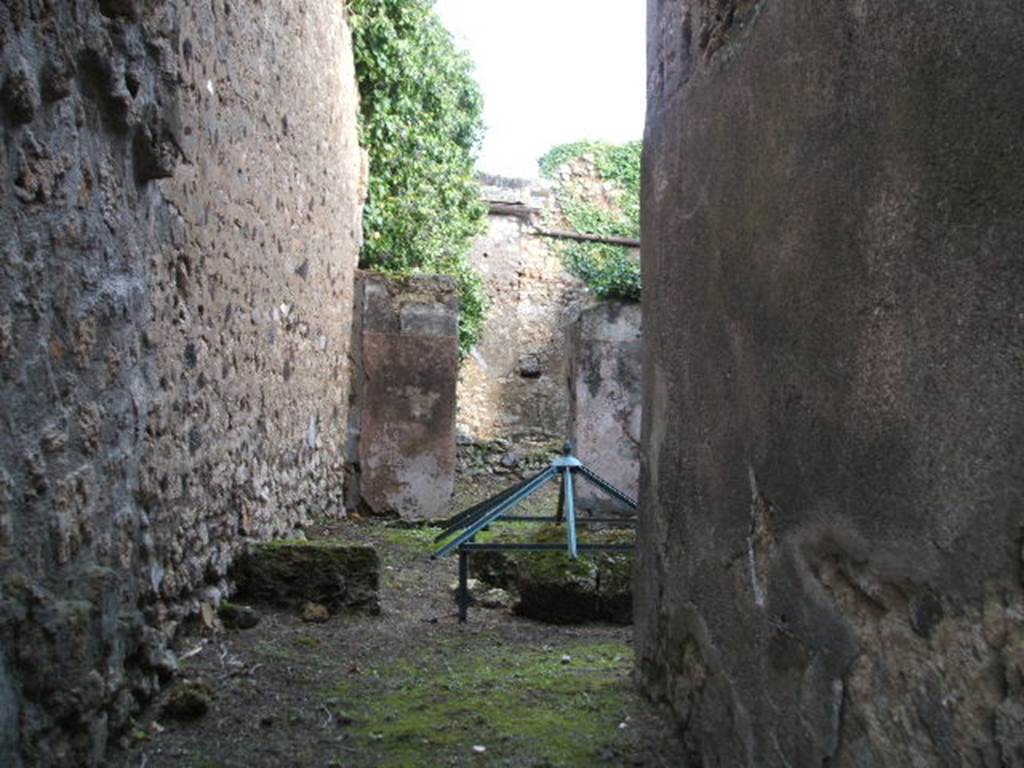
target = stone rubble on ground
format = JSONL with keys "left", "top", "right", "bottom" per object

{"left": 218, "top": 603, "right": 261, "bottom": 630}
{"left": 160, "top": 680, "right": 212, "bottom": 722}
{"left": 301, "top": 602, "right": 330, "bottom": 624}
{"left": 478, "top": 588, "right": 515, "bottom": 610}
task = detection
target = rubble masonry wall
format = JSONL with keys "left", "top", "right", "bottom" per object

{"left": 0, "top": 2, "right": 363, "bottom": 763}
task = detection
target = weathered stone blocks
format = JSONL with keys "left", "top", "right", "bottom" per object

{"left": 234, "top": 541, "right": 380, "bottom": 616}
{"left": 347, "top": 273, "right": 459, "bottom": 520}
{"left": 456, "top": 176, "right": 587, "bottom": 451}
{"left": 568, "top": 301, "right": 642, "bottom": 513}
{"left": 471, "top": 525, "right": 634, "bottom": 624}
{"left": 640, "top": 0, "right": 1024, "bottom": 764}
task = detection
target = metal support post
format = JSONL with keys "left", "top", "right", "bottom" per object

{"left": 457, "top": 548, "right": 469, "bottom": 623}
{"left": 555, "top": 468, "right": 566, "bottom": 523}
{"left": 433, "top": 438, "right": 640, "bottom": 622}
{"left": 564, "top": 467, "right": 578, "bottom": 559}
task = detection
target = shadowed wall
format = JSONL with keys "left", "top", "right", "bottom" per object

{"left": 639, "top": 1, "right": 1024, "bottom": 764}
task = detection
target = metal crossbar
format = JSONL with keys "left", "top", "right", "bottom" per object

{"left": 434, "top": 471, "right": 541, "bottom": 542}
{"left": 459, "top": 543, "right": 634, "bottom": 553}
{"left": 440, "top": 468, "right": 549, "bottom": 532}
{"left": 501, "top": 516, "right": 637, "bottom": 525}
{"left": 432, "top": 466, "right": 557, "bottom": 559}
{"left": 432, "top": 441, "right": 639, "bottom": 621}
{"left": 576, "top": 464, "right": 638, "bottom": 508}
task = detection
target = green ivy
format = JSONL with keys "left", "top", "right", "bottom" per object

{"left": 349, "top": 0, "right": 488, "bottom": 355}
{"left": 538, "top": 141, "right": 642, "bottom": 302}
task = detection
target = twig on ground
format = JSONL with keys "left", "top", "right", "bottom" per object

{"left": 180, "top": 642, "right": 206, "bottom": 661}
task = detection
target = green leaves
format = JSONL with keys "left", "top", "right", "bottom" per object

{"left": 350, "top": 0, "right": 488, "bottom": 356}
{"left": 563, "top": 244, "right": 641, "bottom": 303}
{"left": 539, "top": 141, "right": 642, "bottom": 302}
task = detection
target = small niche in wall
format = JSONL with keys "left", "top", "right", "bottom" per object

{"left": 517, "top": 354, "right": 542, "bottom": 379}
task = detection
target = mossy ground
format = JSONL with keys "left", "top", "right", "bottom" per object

{"left": 330, "top": 639, "right": 635, "bottom": 767}
{"left": 110, "top": 486, "right": 684, "bottom": 768}
{"left": 376, "top": 524, "right": 444, "bottom": 553}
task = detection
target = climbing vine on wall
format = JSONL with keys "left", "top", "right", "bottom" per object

{"left": 539, "top": 141, "right": 642, "bottom": 302}
{"left": 349, "top": 0, "right": 488, "bottom": 355}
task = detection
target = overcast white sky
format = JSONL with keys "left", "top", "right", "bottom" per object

{"left": 433, "top": 0, "right": 646, "bottom": 179}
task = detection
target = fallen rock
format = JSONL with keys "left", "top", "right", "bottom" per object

{"left": 499, "top": 452, "right": 521, "bottom": 468}
{"left": 219, "top": 602, "right": 260, "bottom": 630}
{"left": 301, "top": 602, "right": 330, "bottom": 623}
{"left": 198, "top": 602, "right": 216, "bottom": 631}
{"left": 478, "top": 588, "right": 515, "bottom": 610}
{"left": 468, "top": 550, "right": 516, "bottom": 590}
{"left": 448, "top": 578, "right": 480, "bottom": 597}
{"left": 162, "top": 680, "right": 211, "bottom": 722}
{"left": 234, "top": 540, "right": 380, "bottom": 615}
{"left": 140, "top": 626, "right": 178, "bottom": 681}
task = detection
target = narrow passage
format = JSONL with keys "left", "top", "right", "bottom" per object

{"left": 111, "top": 478, "right": 686, "bottom": 768}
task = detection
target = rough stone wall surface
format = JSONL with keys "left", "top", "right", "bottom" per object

{"left": 640, "top": 1, "right": 1024, "bottom": 766}
{"left": 568, "top": 301, "right": 641, "bottom": 513}
{"left": 0, "top": 2, "right": 362, "bottom": 765}
{"left": 456, "top": 176, "right": 587, "bottom": 458}
{"left": 348, "top": 272, "right": 459, "bottom": 520}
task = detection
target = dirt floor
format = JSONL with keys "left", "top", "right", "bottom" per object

{"left": 109, "top": 479, "right": 686, "bottom": 768}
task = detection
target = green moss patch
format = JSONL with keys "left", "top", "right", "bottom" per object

{"left": 376, "top": 525, "right": 445, "bottom": 553}
{"left": 469, "top": 524, "right": 635, "bottom": 624}
{"left": 328, "top": 640, "right": 634, "bottom": 767}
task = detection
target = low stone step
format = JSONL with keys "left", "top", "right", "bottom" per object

{"left": 233, "top": 540, "right": 380, "bottom": 616}
{"left": 470, "top": 524, "right": 634, "bottom": 625}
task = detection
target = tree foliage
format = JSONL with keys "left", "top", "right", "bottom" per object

{"left": 349, "top": 0, "right": 488, "bottom": 354}
{"left": 538, "top": 141, "right": 642, "bottom": 302}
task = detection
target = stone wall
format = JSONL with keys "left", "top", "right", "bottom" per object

{"left": 0, "top": 2, "right": 363, "bottom": 764}
{"left": 456, "top": 175, "right": 587, "bottom": 460}
{"left": 639, "top": 1, "right": 1024, "bottom": 765}
{"left": 568, "top": 301, "right": 641, "bottom": 513}
{"left": 346, "top": 272, "right": 459, "bottom": 520}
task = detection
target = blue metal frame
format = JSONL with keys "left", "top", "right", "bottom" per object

{"left": 433, "top": 466, "right": 558, "bottom": 559}
{"left": 433, "top": 441, "right": 640, "bottom": 622}
{"left": 563, "top": 465, "right": 577, "bottom": 559}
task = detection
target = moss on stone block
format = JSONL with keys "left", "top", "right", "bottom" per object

{"left": 162, "top": 679, "right": 211, "bottom": 721}
{"left": 467, "top": 548, "right": 517, "bottom": 590}
{"left": 471, "top": 524, "right": 634, "bottom": 624}
{"left": 234, "top": 540, "right": 380, "bottom": 615}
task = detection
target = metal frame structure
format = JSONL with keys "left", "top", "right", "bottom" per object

{"left": 432, "top": 442, "right": 637, "bottom": 622}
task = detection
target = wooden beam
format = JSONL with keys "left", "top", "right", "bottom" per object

{"left": 487, "top": 201, "right": 540, "bottom": 220}
{"left": 533, "top": 228, "right": 641, "bottom": 248}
